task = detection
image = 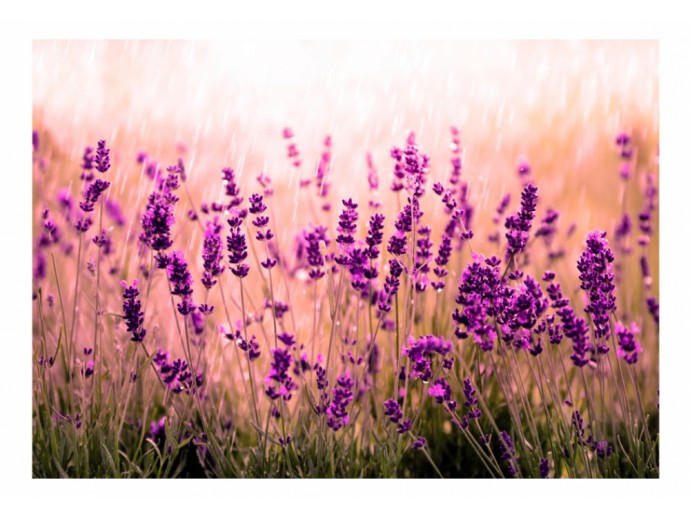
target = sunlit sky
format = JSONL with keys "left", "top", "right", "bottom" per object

{"left": 33, "top": 40, "right": 658, "bottom": 245}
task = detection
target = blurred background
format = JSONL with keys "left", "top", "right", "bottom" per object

{"left": 32, "top": 40, "right": 658, "bottom": 234}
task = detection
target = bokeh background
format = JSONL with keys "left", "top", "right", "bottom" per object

{"left": 33, "top": 40, "right": 658, "bottom": 236}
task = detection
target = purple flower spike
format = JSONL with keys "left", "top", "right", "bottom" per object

{"left": 94, "top": 139, "right": 111, "bottom": 173}
{"left": 383, "top": 398, "right": 404, "bottom": 423}
{"left": 539, "top": 458, "right": 550, "bottom": 478}
{"left": 226, "top": 212, "right": 250, "bottom": 279}
{"left": 201, "top": 218, "right": 225, "bottom": 289}
{"left": 498, "top": 431, "right": 519, "bottom": 478}
{"left": 325, "top": 373, "right": 354, "bottom": 431}
{"left": 121, "top": 279, "right": 146, "bottom": 342}
{"left": 403, "top": 335, "right": 452, "bottom": 382}
{"left": 304, "top": 225, "right": 329, "bottom": 280}
{"left": 265, "top": 346, "right": 297, "bottom": 401}
{"left": 166, "top": 251, "right": 195, "bottom": 315}
{"left": 614, "top": 321, "right": 642, "bottom": 364}
{"left": 505, "top": 183, "right": 538, "bottom": 258}
{"left": 577, "top": 230, "right": 616, "bottom": 352}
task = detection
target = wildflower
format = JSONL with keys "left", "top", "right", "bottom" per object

{"left": 615, "top": 321, "right": 642, "bottom": 364}
{"left": 498, "top": 431, "right": 519, "bottom": 477}
{"left": 383, "top": 398, "right": 403, "bottom": 423}
{"left": 505, "top": 183, "right": 538, "bottom": 258}
{"left": 539, "top": 458, "right": 550, "bottom": 478}
{"left": 265, "top": 346, "right": 297, "bottom": 401}
{"left": 547, "top": 275, "right": 593, "bottom": 367}
{"left": 304, "top": 225, "right": 328, "bottom": 279}
{"left": 463, "top": 378, "right": 482, "bottom": 419}
{"left": 121, "top": 279, "right": 146, "bottom": 342}
{"left": 412, "top": 436, "right": 426, "bottom": 450}
{"left": 166, "top": 251, "right": 195, "bottom": 315}
{"left": 577, "top": 231, "right": 616, "bottom": 352}
{"left": 229, "top": 330, "right": 260, "bottom": 361}
{"left": 431, "top": 234, "right": 453, "bottom": 291}
{"left": 140, "top": 168, "right": 180, "bottom": 265}
{"left": 201, "top": 217, "right": 224, "bottom": 289}
{"left": 335, "top": 199, "right": 358, "bottom": 265}
{"left": 80, "top": 146, "right": 95, "bottom": 180}
{"left": 78, "top": 179, "right": 110, "bottom": 213}
{"left": 226, "top": 210, "right": 250, "bottom": 278}
{"left": 403, "top": 335, "right": 452, "bottom": 382}
{"left": 325, "top": 373, "right": 354, "bottom": 431}
{"left": 428, "top": 377, "right": 456, "bottom": 410}
{"left": 453, "top": 255, "right": 505, "bottom": 351}
{"left": 91, "top": 140, "right": 110, "bottom": 174}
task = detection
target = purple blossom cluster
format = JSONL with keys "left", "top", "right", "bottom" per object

{"left": 120, "top": 279, "right": 146, "bottom": 342}
{"left": 153, "top": 350, "right": 203, "bottom": 395}
{"left": 577, "top": 231, "right": 616, "bottom": 352}
{"left": 166, "top": 250, "right": 195, "bottom": 315}
{"left": 201, "top": 217, "right": 225, "bottom": 289}
{"left": 615, "top": 321, "right": 642, "bottom": 364}
{"left": 462, "top": 378, "right": 482, "bottom": 420}
{"left": 325, "top": 373, "right": 354, "bottom": 431}
{"left": 498, "top": 431, "right": 519, "bottom": 477}
{"left": 226, "top": 208, "right": 249, "bottom": 279}
{"left": 504, "top": 183, "right": 538, "bottom": 258}
{"left": 402, "top": 335, "right": 452, "bottom": 382}
{"left": 304, "top": 225, "right": 329, "bottom": 280}
{"left": 546, "top": 274, "right": 593, "bottom": 367}
{"left": 428, "top": 377, "right": 457, "bottom": 411}
{"left": 265, "top": 346, "right": 297, "bottom": 401}
{"left": 139, "top": 167, "right": 180, "bottom": 266}
{"left": 377, "top": 258, "right": 403, "bottom": 314}
{"left": 452, "top": 255, "right": 504, "bottom": 351}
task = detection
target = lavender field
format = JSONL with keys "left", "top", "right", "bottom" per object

{"left": 31, "top": 40, "right": 659, "bottom": 478}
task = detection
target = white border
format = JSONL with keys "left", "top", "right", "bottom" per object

{"left": 2, "top": 1, "right": 689, "bottom": 514}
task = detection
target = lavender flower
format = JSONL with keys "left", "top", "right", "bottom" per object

{"left": 615, "top": 321, "right": 642, "bottom": 364}
{"left": 539, "top": 458, "right": 550, "bottom": 478}
{"left": 226, "top": 210, "right": 249, "bottom": 278}
{"left": 403, "top": 335, "right": 452, "bottom": 382}
{"left": 304, "top": 225, "right": 328, "bottom": 280}
{"left": 616, "top": 132, "right": 633, "bottom": 179}
{"left": 325, "top": 374, "right": 355, "bottom": 431}
{"left": 94, "top": 139, "right": 111, "bottom": 173}
{"left": 463, "top": 378, "right": 482, "bottom": 419}
{"left": 78, "top": 179, "right": 110, "bottom": 213}
{"left": 378, "top": 259, "right": 403, "bottom": 313}
{"left": 153, "top": 350, "right": 203, "bottom": 395}
{"left": 81, "top": 146, "right": 95, "bottom": 181}
{"left": 453, "top": 255, "right": 504, "bottom": 352}
{"left": 577, "top": 231, "right": 616, "bottom": 353}
{"left": 428, "top": 377, "right": 457, "bottom": 411}
{"left": 166, "top": 250, "right": 195, "bottom": 315}
{"left": 315, "top": 135, "right": 332, "bottom": 209}
{"left": 431, "top": 234, "right": 453, "bottom": 291}
{"left": 140, "top": 168, "right": 180, "bottom": 265}
{"left": 498, "top": 431, "right": 519, "bottom": 477}
{"left": 383, "top": 398, "right": 403, "bottom": 424}
{"left": 547, "top": 276, "right": 593, "bottom": 367}
{"left": 505, "top": 183, "right": 538, "bottom": 258}
{"left": 121, "top": 279, "right": 146, "bottom": 342}
{"left": 412, "top": 436, "right": 426, "bottom": 450}
{"left": 265, "top": 346, "right": 297, "bottom": 401}
{"left": 335, "top": 199, "right": 358, "bottom": 266}
{"left": 201, "top": 217, "right": 224, "bottom": 289}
